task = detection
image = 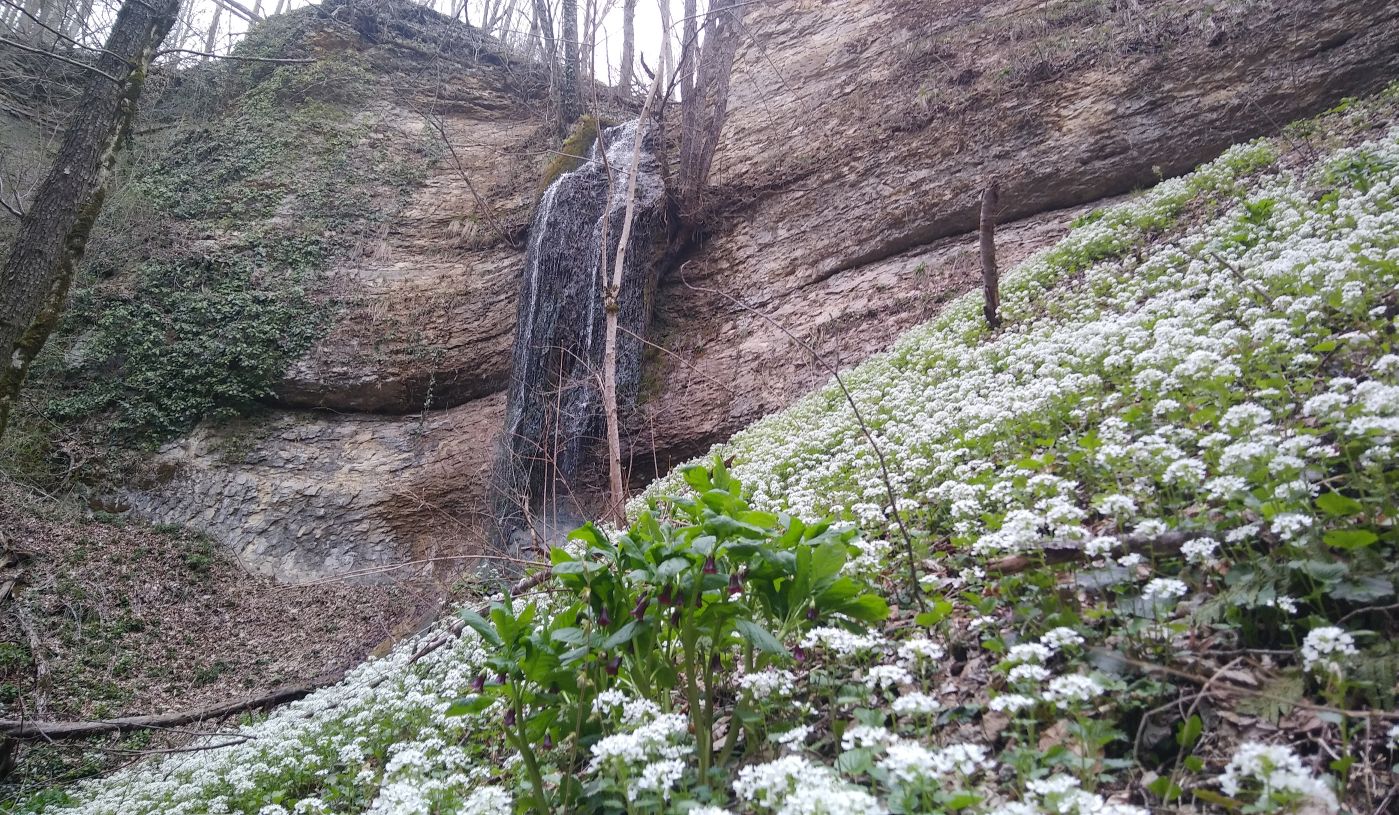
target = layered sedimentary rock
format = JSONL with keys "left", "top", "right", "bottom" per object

{"left": 128, "top": 0, "right": 1399, "bottom": 580}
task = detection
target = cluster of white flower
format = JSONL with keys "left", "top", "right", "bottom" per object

{"left": 1140, "top": 577, "right": 1189, "bottom": 604}
{"left": 733, "top": 756, "right": 882, "bottom": 815}
{"left": 1300, "top": 626, "right": 1358, "bottom": 678}
{"left": 840, "top": 724, "right": 895, "bottom": 752}
{"left": 738, "top": 669, "right": 797, "bottom": 701}
{"left": 1218, "top": 741, "right": 1339, "bottom": 811}
{"left": 897, "top": 637, "right": 946, "bottom": 666}
{"left": 587, "top": 713, "right": 691, "bottom": 772}
{"left": 891, "top": 692, "right": 941, "bottom": 716}
{"left": 628, "top": 758, "right": 686, "bottom": 803}
{"left": 863, "top": 663, "right": 913, "bottom": 690}
{"left": 593, "top": 689, "right": 661, "bottom": 724}
{"left": 1043, "top": 674, "right": 1106, "bottom": 708}
{"left": 986, "top": 774, "right": 1148, "bottom": 815}
{"left": 800, "top": 626, "right": 886, "bottom": 657}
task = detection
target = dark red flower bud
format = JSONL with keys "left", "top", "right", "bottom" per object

{"left": 793, "top": 645, "right": 806, "bottom": 663}
{"left": 598, "top": 606, "right": 612, "bottom": 627}
{"left": 728, "top": 572, "right": 742, "bottom": 596}
{"left": 703, "top": 556, "right": 717, "bottom": 575}
{"left": 606, "top": 654, "right": 621, "bottom": 676}
{"left": 632, "top": 593, "right": 650, "bottom": 620}
{"left": 806, "top": 605, "right": 818, "bottom": 621}
{"left": 710, "top": 652, "right": 722, "bottom": 670}
{"left": 471, "top": 673, "right": 485, "bottom": 693}
{"left": 543, "top": 732, "right": 554, "bottom": 750}
{"left": 504, "top": 707, "right": 516, "bottom": 727}
{"left": 495, "top": 672, "right": 507, "bottom": 685}
{"left": 659, "top": 584, "right": 674, "bottom": 606}
{"left": 670, "top": 608, "right": 682, "bottom": 626}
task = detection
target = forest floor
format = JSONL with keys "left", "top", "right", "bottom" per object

{"left": 0, "top": 479, "right": 444, "bottom": 802}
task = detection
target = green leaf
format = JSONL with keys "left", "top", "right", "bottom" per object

{"left": 1175, "top": 714, "right": 1203, "bottom": 749}
{"left": 833, "top": 593, "right": 890, "bottom": 623}
{"left": 550, "top": 627, "right": 587, "bottom": 645}
{"left": 1146, "top": 776, "right": 1182, "bottom": 802}
{"left": 915, "top": 598, "right": 954, "bottom": 628}
{"left": 1191, "top": 789, "right": 1242, "bottom": 810}
{"left": 1327, "top": 576, "right": 1394, "bottom": 602}
{"left": 1323, "top": 528, "right": 1378, "bottom": 550}
{"left": 734, "top": 619, "right": 789, "bottom": 657}
{"left": 445, "top": 694, "right": 495, "bottom": 717}
{"left": 602, "top": 620, "right": 640, "bottom": 650}
{"left": 682, "top": 465, "right": 714, "bottom": 493}
{"left": 458, "top": 608, "right": 502, "bottom": 648}
{"left": 1316, "top": 492, "right": 1363, "bottom": 517}
{"left": 657, "top": 556, "right": 690, "bottom": 580}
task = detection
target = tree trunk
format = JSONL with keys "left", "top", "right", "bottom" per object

{"left": 618, "top": 0, "right": 635, "bottom": 96}
{"left": 0, "top": 0, "right": 180, "bottom": 441}
{"left": 560, "top": 0, "right": 579, "bottom": 127}
{"left": 676, "top": 0, "right": 743, "bottom": 227}
{"left": 202, "top": 2, "right": 221, "bottom": 58}
{"left": 598, "top": 6, "right": 668, "bottom": 524}
{"left": 678, "top": 0, "right": 697, "bottom": 102}
{"left": 980, "top": 179, "right": 1001, "bottom": 329}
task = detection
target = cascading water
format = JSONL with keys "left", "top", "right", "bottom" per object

{"left": 491, "top": 120, "right": 666, "bottom": 548}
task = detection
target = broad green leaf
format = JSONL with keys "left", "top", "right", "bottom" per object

{"left": 657, "top": 556, "right": 691, "bottom": 580}
{"left": 682, "top": 465, "right": 714, "bottom": 493}
{"left": 1316, "top": 492, "right": 1363, "bottom": 517}
{"left": 1175, "top": 714, "right": 1203, "bottom": 749}
{"left": 1327, "top": 576, "right": 1394, "bottom": 602}
{"left": 445, "top": 694, "right": 495, "bottom": 717}
{"left": 458, "top": 608, "right": 502, "bottom": 648}
{"left": 915, "top": 598, "right": 954, "bottom": 628}
{"left": 735, "top": 619, "right": 789, "bottom": 657}
{"left": 810, "top": 541, "right": 847, "bottom": 583}
{"left": 602, "top": 620, "right": 640, "bottom": 650}
{"left": 1323, "top": 528, "right": 1378, "bottom": 550}
{"left": 550, "top": 627, "right": 587, "bottom": 645}
{"left": 832, "top": 592, "right": 890, "bottom": 623}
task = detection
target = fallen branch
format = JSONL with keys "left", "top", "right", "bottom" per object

{"left": 987, "top": 530, "right": 1206, "bottom": 574}
{"left": 0, "top": 675, "right": 339, "bottom": 740}
{"left": 153, "top": 48, "right": 315, "bottom": 64}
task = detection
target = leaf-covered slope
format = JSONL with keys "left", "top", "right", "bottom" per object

{"left": 32, "top": 88, "right": 1399, "bottom": 815}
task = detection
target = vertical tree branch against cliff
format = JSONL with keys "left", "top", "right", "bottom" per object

{"left": 0, "top": 0, "right": 180, "bottom": 442}
{"left": 980, "top": 179, "right": 1001, "bottom": 330}
{"left": 675, "top": 0, "right": 743, "bottom": 232}
{"left": 598, "top": 11, "right": 667, "bottom": 524}
{"left": 617, "top": 0, "right": 635, "bottom": 97}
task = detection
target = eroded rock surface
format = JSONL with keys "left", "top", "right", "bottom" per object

{"left": 128, "top": 0, "right": 1399, "bottom": 580}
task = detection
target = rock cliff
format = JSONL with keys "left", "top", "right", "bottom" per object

{"left": 125, "top": 0, "right": 1399, "bottom": 580}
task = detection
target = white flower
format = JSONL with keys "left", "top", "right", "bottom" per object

{"left": 897, "top": 637, "right": 945, "bottom": 665}
{"left": 1044, "top": 674, "right": 1105, "bottom": 708}
{"left": 927, "top": 742, "right": 995, "bottom": 777}
{"left": 1219, "top": 741, "right": 1339, "bottom": 811}
{"left": 1141, "top": 577, "right": 1189, "bottom": 603}
{"left": 461, "top": 787, "right": 512, "bottom": 815}
{"left": 1008, "top": 664, "right": 1052, "bottom": 684}
{"left": 800, "top": 627, "right": 886, "bottom": 657}
{"left": 1039, "top": 627, "right": 1085, "bottom": 650}
{"left": 1096, "top": 494, "right": 1138, "bottom": 517}
{"left": 1181, "top": 537, "right": 1219, "bottom": 566}
{"left": 739, "top": 669, "right": 796, "bottom": 701}
{"left": 1300, "top": 626, "right": 1358, "bottom": 677}
{"left": 891, "top": 692, "right": 941, "bottom": 716}
{"left": 629, "top": 758, "right": 686, "bottom": 802}
{"left": 840, "top": 724, "right": 894, "bottom": 752}
{"left": 864, "top": 663, "right": 913, "bottom": 690}
{"left": 1270, "top": 512, "right": 1312, "bottom": 541}
{"left": 988, "top": 693, "right": 1035, "bottom": 713}
{"left": 689, "top": 808, "right": 735, "bottom": 815}
{"left": 1084, "top": 535, "right": 1119, "bottom": 557}
{"left": 1006, "top": 643, "right": 1053, "bottom": 664}
{"left": 878, "top": 741, "right": 938, "bottom": 785}
{"left": 775, "top": 725, "right": 811, "bottom": 748}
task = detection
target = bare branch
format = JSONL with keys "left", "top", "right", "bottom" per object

{"left": 152, "top": 47, "right": 314, "bottom": 63}
{"left": 0, "top": 34, "right": 120, "bottom": 82}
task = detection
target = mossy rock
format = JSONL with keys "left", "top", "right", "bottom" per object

{"left": 539, "top": 115, "right": 601, "bottom": 191}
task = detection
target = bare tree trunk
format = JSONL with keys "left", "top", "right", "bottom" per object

{"left": 599, "top": 11, "right": 667, "bottom": 523}
{"left": 274, "top": 0, "right": 287, "bottom": 15}
{"left": 621, "top": 0, "right": 637, "bottom": 95}
{"left": 0, "top": 0, "right": 180, "bottom": 441}
{"left": 560, "top": 0, "right": 579, "bottom": 126}
{"left": 678, "top": 0, "right": 696, "bottom": 101}
{"left": 676, "top": 0, "right": 743, "bottom": 226}
{"left": 202, "top": 2, "right": 222, "bottom": 58}
{"left": 980, "top": 179, "right": 1001, "bottom": 329}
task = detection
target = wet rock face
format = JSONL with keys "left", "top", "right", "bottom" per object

{"left": 492, "top": 120, "right": 666, "bottom": 539}
{"left": 127, "top": 0, "right": 1399, "bottom": 580}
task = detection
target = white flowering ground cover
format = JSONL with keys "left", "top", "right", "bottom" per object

{"left": 25, "top": 89, "right": 1399, "bottom": 814}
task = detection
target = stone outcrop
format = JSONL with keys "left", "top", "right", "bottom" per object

{"left": 126, "top": 0, "right": 1399, "bottom": 580}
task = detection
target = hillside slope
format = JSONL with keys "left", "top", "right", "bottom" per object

{"left": 32, "top": 86, "right": 1399, "bottom": 815}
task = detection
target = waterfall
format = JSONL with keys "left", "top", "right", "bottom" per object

{"left": 491, "top": 120, "right": 666, "bottom": 548}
